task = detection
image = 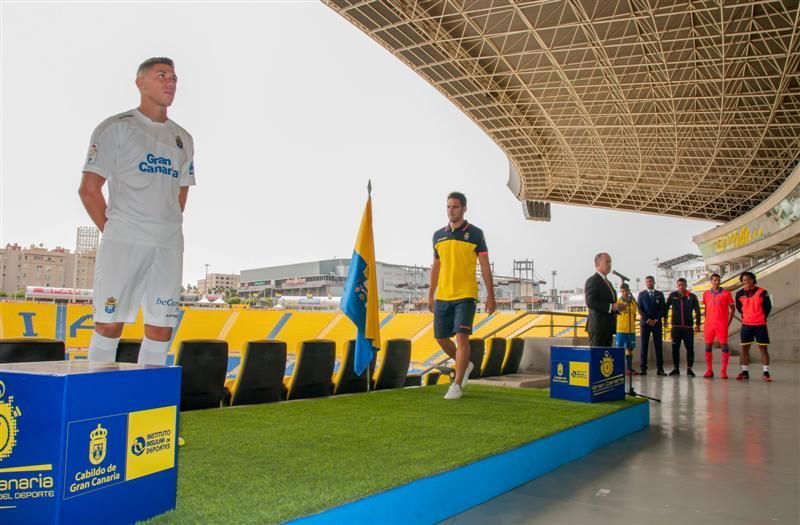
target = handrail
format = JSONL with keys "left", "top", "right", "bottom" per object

{"left": 481, "top": 311, "right": 531, "bottom": 339}
{"left": 721, "top": 244, "right": 800, "bottom": 292}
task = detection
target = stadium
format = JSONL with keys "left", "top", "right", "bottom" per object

{"left": 1, "top": 1, "right": 799, "bottom": 524}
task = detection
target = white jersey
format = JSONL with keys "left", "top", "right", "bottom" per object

{"left": 83, "top": 109, "right": 196, "bottom": 249}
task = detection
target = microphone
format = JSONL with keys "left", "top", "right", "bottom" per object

{"left": 612, "top": 270, "right": 630, "bottom": 282}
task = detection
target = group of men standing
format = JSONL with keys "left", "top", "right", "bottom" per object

{"left": 80, "top": 56, "right": 774, "bottom": 404}
{"left": 585, "top": 255, "right": 774, "bottom": 382}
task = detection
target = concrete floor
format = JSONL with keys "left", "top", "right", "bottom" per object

{"left": 443, "top": 361, "right": 800, "bottom": 525}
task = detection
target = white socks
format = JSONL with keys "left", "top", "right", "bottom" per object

{"left": 88, "top": 332, "right": 120, "bottom": 363}
{"left": 138, "top": 337, "right": 170, "bottom": 366}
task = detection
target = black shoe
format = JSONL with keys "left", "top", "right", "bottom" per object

{"left": 657, "top": 369, "right": 667, "bottom": 376}
{"left": 639, "top": 369, "right": 648, "bottom": 376}
{"left": 763, "top": 371, "right": 772, "bottom": 382}
{"left": 687, "top": 368, "right": 696, "bottom": 377}
{"left": 669, "top": 369, "right": 680, "bottom": 376}
{"left": 736, "top": 370, "right": 749, "bottom": 381}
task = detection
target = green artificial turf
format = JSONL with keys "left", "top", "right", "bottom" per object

{"left": 148, "top": 385, "right": 641, "bottom": 524}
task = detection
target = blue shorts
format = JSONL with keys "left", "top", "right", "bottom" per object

{"left": 434, "top": 299, "right": 477, "bottom": 339}
{"left": 615, "top": 332, "right": 636, "bottom": 349}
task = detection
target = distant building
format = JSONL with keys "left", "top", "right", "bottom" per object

{"left": 0, "top": 243, "right": 96, "bottom": 294}
{"left": 241, "top": 258, "right": 542, "bottom": 311}
{"left": 656, "top": 253, "right": 705, "bottom": 289}
{"left": 198, "top": 273, "right": 240, "bottom": 295}
{"left": 240, "top": 259, "right": 430, "bottom": 309}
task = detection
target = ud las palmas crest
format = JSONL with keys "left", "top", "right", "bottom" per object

{"left": 600, "top": 351, "right": 615, "bottom": 378}
{"left": 355, "top": 266, "right": 370, "bottom": 302}
{"left": 89, "top": 424, "right": 108, "bottom": 465}
{"left": 0, "top": 380, "right": 22, "bottom": 461}
{"left": 557, "top": 362, "right": 564, "bottom": 377}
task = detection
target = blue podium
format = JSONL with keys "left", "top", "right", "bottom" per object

{"left": 549, "top": 346, "right": 625, "bottom": 403}
{"left": 0, "top": 361, "right": 180, "bottom": 524}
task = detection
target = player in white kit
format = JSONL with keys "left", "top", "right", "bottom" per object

{"left": 79, "top": 57, "right": 195, "bottom": 365}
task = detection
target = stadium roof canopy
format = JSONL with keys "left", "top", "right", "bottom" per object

{"left": 324, "top": 0, "right": 800, "bottom": 222}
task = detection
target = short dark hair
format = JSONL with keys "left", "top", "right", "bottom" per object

{"left": 620, "top": 283, "right": 630, "bottom": 290}
{"left": 447, "top": 191, "right": 466, "bottom": 207}
{"left": 645, "top": 275, "right": 655, "bottom": 281}
{"left": 594, "top": 252, "right": 609, "bottom": 266}
{"left": 677, "top": 278, "right": 687, "bottom": 285}
{"left": 740, "top": 271, "right": 757, "bottom": 284}
{"left": 710, "top": 273, "right": 721, "bottom": 280}
{"left": 137, "top": 57, "right": 174, "bottom": 77}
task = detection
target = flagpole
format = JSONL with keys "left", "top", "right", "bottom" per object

{"left": 367, "top": 179, "right": 372, "bottom": 393}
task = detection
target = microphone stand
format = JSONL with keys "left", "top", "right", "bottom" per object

{"left": 625, "top": 357, "right": 661, "bottom": 402}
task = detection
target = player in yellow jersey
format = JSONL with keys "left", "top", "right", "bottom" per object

{"left": 428, "top": 192, "right": 495, "bottom": 400}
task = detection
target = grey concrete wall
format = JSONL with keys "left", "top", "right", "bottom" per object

{"left": 727, "top": 255, "right": 800, "bottom": 362}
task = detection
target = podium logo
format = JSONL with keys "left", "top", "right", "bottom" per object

{"left": 0, "top": 381, "right": 22, "bottom": 461}
{"left": 89, "top": 424, "right": 108, "bottom": 465}
{"left": 600, "top": 351, "right": 614, "bottom": 378}
{"left": 131, "top": 436, "right": 146, "bottom": 456}
{"left": 568, "top": 361, "right": 589, "bottom": 387}
{"left": 126, "top": 406, "right": 176, "bottom": 481}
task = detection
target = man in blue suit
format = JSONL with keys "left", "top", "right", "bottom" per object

{"left": 637, "top": 275, "right": 666, "bottom": 375}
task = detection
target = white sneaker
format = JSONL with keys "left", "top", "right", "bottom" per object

{"left": 444, "top": 383, "right": 463, "bottom": 400}
{"left": 461, "top": 362, "right": 475, "bottom": 388}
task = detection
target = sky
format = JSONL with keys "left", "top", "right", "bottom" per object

{"left": 0, "top": 1, "right": 715, "bottom": 291}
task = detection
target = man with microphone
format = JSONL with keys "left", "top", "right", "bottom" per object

{"left": 584, "top": 253, "right": 625, "bottom": 347}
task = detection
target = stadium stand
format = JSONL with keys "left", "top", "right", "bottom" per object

{"left": 0, "top": 338, "right": 65, "bottom": 363}
{"left": 496, "top": 313, "right": 542, "bottom": 338}
{"left": 224, "top": 340, "right": 287, "bottom": 406}
{"left": 316, "top": 313, "right": 358, "bottom": 363}
{"left": 224, "top": 310, "right": 286, "bottom": 353}
{"left": 1, "top": 302, "right": 58, "bottom": 339}
{"left": 471, "top": 312, "right": 518, "bottom": 338}
{"left": 272, "top": 312, "right": 338, "bottom": 357}
{"left": 284, "top": 339, "right": 336, "bottom": 400}
{"left": 380, "top": 314, "right": 432, "bottom": 342}
{"left": 175, "top": 339, "right": 228, "bottom": 411}
{"left": 171, "top": 310, "right": 231, "bottom": 353}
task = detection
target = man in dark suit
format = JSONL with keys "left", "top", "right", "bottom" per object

{"left": 584, "top": 253, "right": 625, "bottom": 347}
{"left": 637, "top": 275, "right": 666, "bottom": 376}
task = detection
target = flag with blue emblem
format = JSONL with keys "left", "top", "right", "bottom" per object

{"left": 341, "top": 181, "right": 381, "bottom": 376}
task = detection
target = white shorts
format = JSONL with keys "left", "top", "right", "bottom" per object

{"left": 93, "top": 239, "right": 182, "bottom": 327}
